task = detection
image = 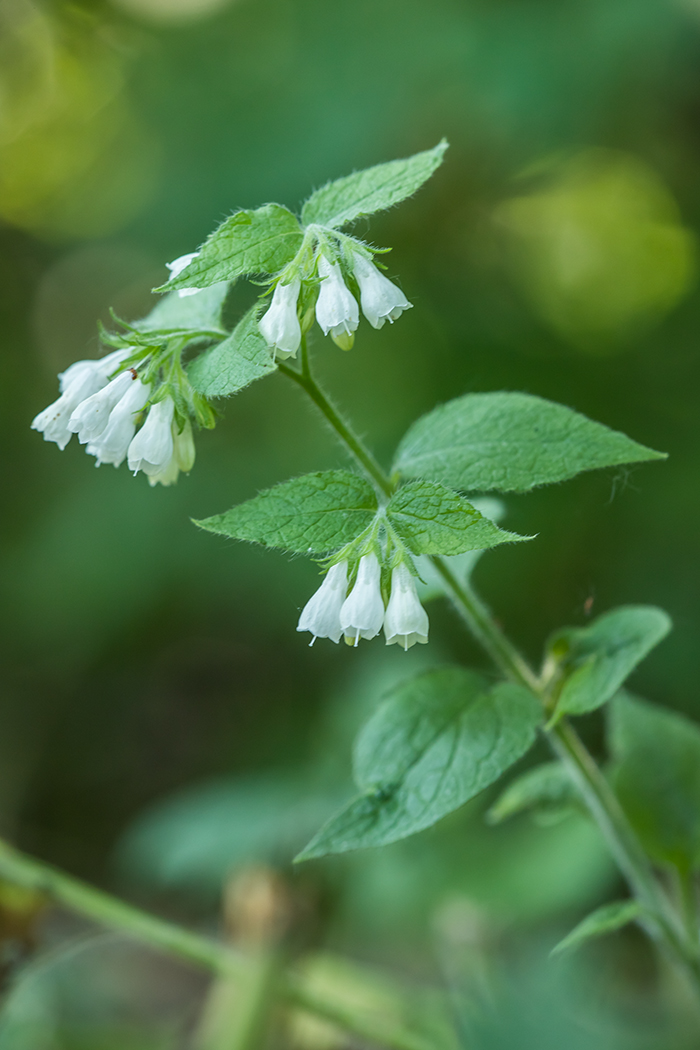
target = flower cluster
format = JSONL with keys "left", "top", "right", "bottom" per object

{"left": 297, "top": 554, "right": 429, "bottom": 651}
{"left": 259, "top": 242, "right": 412, "bottom": 358}
{"left": 31, "top": 351, "right": 196, "bottom": 487}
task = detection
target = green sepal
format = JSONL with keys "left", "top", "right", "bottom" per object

{"left": 394, "top": 392, "right": 666, "bottom": 493}
{"left": 157, "top": 204, "right": 304, "bottom": 292}
{"left": 551, "top": 900, "right": 644, "bottom": 956}
{"left": 296, "top": 667, "right": 542, "bottom": 859}
{"left": 188, "top": 304, "right": 277, "bottom": 399}
{"left": 547, "top": 606, "right": 671, "bottom": 721}
{"left": 301, "top": 141, "right": 448, "bottom": 229}
{"left": 195, "top": 471, "right": 378, "bottom": 554}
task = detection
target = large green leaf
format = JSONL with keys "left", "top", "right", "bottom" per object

{"left": 610, "top": 693, "right": 700, "bottom": 870}
{"left": 386, "top": 479, "right": 528, "bottom": 556}
{"left": 551, "top": 900, "right": 644, "bottom": 956}
{"left": 158, "top": 204, "right": 303, "bottom": 291}
{"left": 296, "top": 668, "right": 542, "bottom": 859}
{"left": 549, "top": 606, "right": 671, "bottom": 719}
{"left": 188, "top": 304, "right": 277, "bottom": 398}
{"left": 136, "top": 282, "right": 230, "bottom": 334}
{"left": 301, "top": 141, "right": 448, "bottom": 229}
{"left": 195, "top": 471, "right": 378, "bottom": 554}
{"left": 394, "top": 392, "right": 665, "bottom": 493}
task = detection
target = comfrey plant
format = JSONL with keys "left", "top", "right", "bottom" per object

{"left": 13, "top": 141, "right": 700, "bottom": 1045}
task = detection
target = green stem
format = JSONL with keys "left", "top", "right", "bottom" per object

{"left": 280, "top": 362, "right": 700, "bottom": 992}
{"left": 0, "top": 840, "right": 429, "bottom": 1050}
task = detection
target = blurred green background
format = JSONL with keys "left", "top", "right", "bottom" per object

{"left": 2, "top": 0, "right": 700, "bottom": 1045}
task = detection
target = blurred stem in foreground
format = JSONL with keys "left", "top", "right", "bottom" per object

{"left": 280, "top": 347, "right": 700, "bottom": 998}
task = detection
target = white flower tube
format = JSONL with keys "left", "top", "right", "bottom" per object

{"left": 315, "top": 257, "right": 359, "bottom": 344}
{"left": 352, "top": 254, "right": 412, "bottom": 329}
{"left": 297, "top": 562, "right": 348, "bottom": 645}
{"left": 127, "top": 397, "right": 175, "bottom": 477}
{"left": 68, "top": 370, "right": 135, "bottom": 445}
{"left": 259, "top": 278, "right": 302, "bottom": 358}
{"left": 383, "top": 562, "right": 429, "bottom": 650}
{"left": 32, "top": 362, "right": 112, "bottom": 450}
{"left": 146, "top": 419, "right": 196, "bottom": 487}
{"left": 87, "top": 377, "right": 151, "bottom": 467}
{"left": 166, "top": 252, "right": 201, "bottom": 298}
{"left": 58, "top": 348, "right": 129, "bottom": 393}
{"left": 340, "top": 553, "right": 385, "bottom": 646}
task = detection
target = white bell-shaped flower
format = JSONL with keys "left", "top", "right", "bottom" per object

{"left": 315, "top": 257, "right": 359, "bottom": 342}
{"left": 166, "top": 252, "right": 201, "bottom": 298}
{"left": 127, "top": 397, "right": 175, "bottom": 478}
{"left": 146, "top": 419, "right": 196, "bottom": 487}
{"left": 297, "top": 562, "right": 349, "bottom": 645}
{"left": 383, "top": 562, "right": 429, "bottom": 650}
{"left": 340, "top": 553, "right": 385, "bottom": 646}
{"left": 87, "top": 377, "right": 151, "bottom": 467}
{"left": 352, "top": 254, "right": 412, "bottom": 330}
{"left": 258, "top": 277, "right": 302, "bottom": 359}
{"left": 68, "top": 370, "right": 135, "bottom": 445}
{"left": 31, "top": 351, "right": 129, "bottom": 450}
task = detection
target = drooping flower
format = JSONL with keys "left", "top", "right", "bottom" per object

{"left": 127, "top": 397, "right": 175, "bottom": 478}
{"left": 86, "top": 377, "right": 152, "bottom": 467}
{"left": 166, "top": 252, "right": 201, "bottom": 298}
{"left": 258, "top": 277, "right": 302, "bottom": 358}
{"left": 297, "top": 561, "right": 349, "bottom": 645}
{"left": 31, "top": 350, "right": 130, "bottom": 450}
{"left": 145, "top": 419, "right": 196, "bottom": 488}
{"left": 383, "top": 562, "right": 429, "bottom": 650}
{"left": 351, "top": 254, "right": 412, "bottom": 330}
{"left": 315, "top": 256, "right": 359, "bottom": 348}
{"left": 340, "top": 553, "right": 385, "bottom": 646}
{"left": 68, "top": 370, "right": 135, "bottom": 445}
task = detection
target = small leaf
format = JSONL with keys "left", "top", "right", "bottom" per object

{"left": 386, "top": 480, "right": 528, "bottom": 556}
{"left": 158, "top": 204, "right": 303, "bottom": 291}
{"left": 195, "top": 471, "right": 378, "bottom": 554}
{"left": 486, "top": 761, "right": 578, "bottom": 824}
{"left": 136, "top": 283, "right": 230, "bottom": 334}
{"left": 301, "top": 141, "right": 448, "bottom": 229}
{"left": 296, "top": 668, "right": 542, "bottom": 859}
{"left": 610, "top": 693, "right": 700, "bottom": 870}
{"left": 394, "top": 392, "right": 665, "bottom": 493}
{"left": 550, "top": 606, "right": 671, "bottom": 719}
{"left": 551, "top": 900, "right": 644, "bottom": 956}
{"left": 188, "top": 304, "right": 277, "bottom": 398}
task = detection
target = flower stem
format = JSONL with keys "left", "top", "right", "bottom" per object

{"left": 281, "top": 362, "right": 700, "bottom": 993}
{"left": 0, "top": 839, "right": 433, "bottom": 1050}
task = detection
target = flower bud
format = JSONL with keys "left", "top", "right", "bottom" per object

{"left": 383, "top": 562, "right": 429, "bottom": 650}
{"left": 315, "top": 257, "right": 359, "bottom": 342}
{"left": 259, "top": 277, "right": 302, "bottom": 358}
{"left": 127, "top": 397, "right": 175, "bottom": 477}
{"left": 340, "top": 553, "right": 385, "bottom": 645}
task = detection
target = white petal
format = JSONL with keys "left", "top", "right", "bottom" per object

{"left": 146, "top": 420, "right": 196, "bottom": 487}
{"left": 352, "top": 254, "right": 412, "bottom": 330}
{"left": 87, "top": 378, "right": 151, "bottom": 467}
{"left": 68, "top": 370, "right": 134, "bottom": 444}
{"left": 339, "top": 553, "right": 385, "bottom": 644}
{"left": 32, "top": 368, "right": 108, "bottom": 450}
{"left": 315, "top": 258, "right": 359, "bottom": 338}
{"left": 128, "top": 398, "right": 175, "bottom": 476}
{"left": 383, "top": 563, "right": 429, "bottom": 650}
{"left": 297, "top": 562, "right": 348, "bottom": 644}
{"left": 259, "top": 278, "right": 301, "bottom": 356}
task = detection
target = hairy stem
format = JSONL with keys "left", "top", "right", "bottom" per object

{"left": 0, "top": 840, "right": 432, "bottom": 1050}
{"left": 282, "top": 362, "right": 700, "bottom": 992}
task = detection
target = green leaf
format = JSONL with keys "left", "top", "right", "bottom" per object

{"left": 301, "top": 141, "right": 448, "bottom": 229}
{"left": 551, "top": 900, "right": 644, "bottom": 956}
{"left": 195, "top": 470, "right": 378, "bottom": 554}
{"left": 394, "top": 392, "right": 666, "bottom": 493}
{"left": 158, "top": 204, "right": 304, "bottom": 291}
{"left": 610, "top": 693, "right": 700, "bottom": 870}
{"left": 296, "top": 668, "right": 542, "bottom": 859}
{"left": 486, "top": 761, "right": 578, "bottom": 825}
{"left": 188, "top": 304, "right": 277, "bottom": 398}
{"left": 386, "top": 479, "right": 528, "bottom": 556}
{"left": 550, "top": 606, "right": 671, "bottom": 719}
{"left": 136, "top": 282, "right": 230, "bottom": 334}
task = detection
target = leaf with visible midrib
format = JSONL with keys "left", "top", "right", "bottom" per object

{"left": 394, "top": 391, "right": 666, "bottom": 493}
{"left": 136, "top": 283, "right": 230, "bottom": 334}
{"left": 194, "top": 471, "right": 378, "bottom": 554}
{"left": 296, "top": 668, "right": 542, "bottom": 859}
{"left": 188, "top": 305, "right": 277, "bottom": 398}
{"left": 301, "top": 141, "right": 448, "bottom": 229}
